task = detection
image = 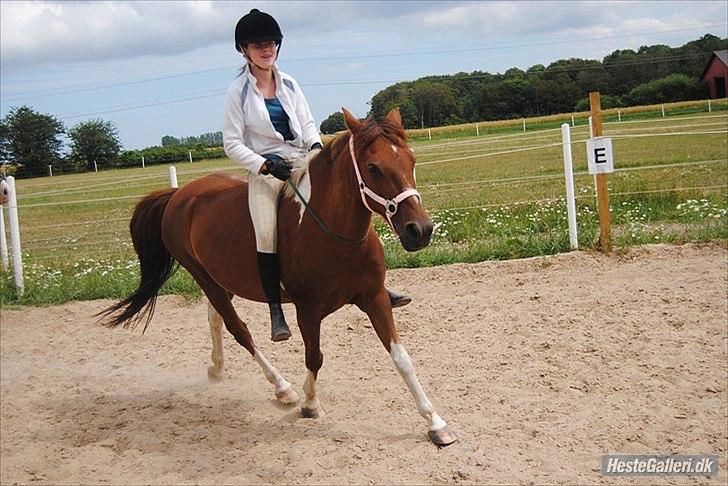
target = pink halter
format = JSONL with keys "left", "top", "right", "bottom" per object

{"left": 348, "top": 135, "right": 421, "bottom": 231}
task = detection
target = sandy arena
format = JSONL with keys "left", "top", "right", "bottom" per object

{"left": 1, "top": 243, "right": 726, "bottom": 484}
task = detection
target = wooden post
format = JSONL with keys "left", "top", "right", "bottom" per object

{"left": 589, "top": 92, "right": 611, "bottom": 253}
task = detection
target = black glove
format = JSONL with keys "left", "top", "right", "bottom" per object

{"left": 262, "top": 154, "right": 292, "bottom": 181}
{"left": 310, "top": 142, "right": 323, "bottom": 151}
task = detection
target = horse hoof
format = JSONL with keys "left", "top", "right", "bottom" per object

{"left": 207, "top": 366, "right": 223, "bottom": 383}
{"left": 275, "top": 387, "right": 300, "bottom": 405}
{"left": 428, "top": 427, "right": 458, "bottom": 446}
{"left": 301, "top": 407, "right": 321, "bottom": 419}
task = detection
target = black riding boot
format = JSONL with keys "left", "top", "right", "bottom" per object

{"left": 387, "top": 288, "right": 412, "bottom": 308}
{"left": 257, "top": 252, "right": 292, "bottom": 342}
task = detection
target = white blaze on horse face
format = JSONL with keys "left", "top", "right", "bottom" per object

{"left": 391, "top": 144, "right": 398, "bottom": 154}
{"left": 389, "top": 341, "right": 447, "bottom": 431}
{"left": 254, "top": 348, "right": 294, "bottom": 396}
{"left": 294, "top": 172, "right": 311, "bottom": 224}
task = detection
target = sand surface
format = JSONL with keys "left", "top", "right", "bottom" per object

{"left": 1, "top": 243, "right": 726, "bottom": 484}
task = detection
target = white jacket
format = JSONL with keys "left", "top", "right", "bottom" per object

{"left": 223, "top": 64, "right": 322, "bottom": 175}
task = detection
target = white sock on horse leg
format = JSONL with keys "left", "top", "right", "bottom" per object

{"left": 390, "top": 341, "right": 447, "bottom": 431}
{"left": 254, "top": 348, "right": 293, "bottom": 395}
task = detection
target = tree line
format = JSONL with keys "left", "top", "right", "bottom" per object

{"left": 321, "top": 34, "right": 727, "bottom": 133}
{"left": 0, "top": 107, "right": 226, "bottom": 178}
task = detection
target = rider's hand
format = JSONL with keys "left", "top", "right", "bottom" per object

{"left": 307, "top": 142, "right": 323, "bottom": 164}
{"left": 262, "top": 154, "right": 292, "bottom": 181}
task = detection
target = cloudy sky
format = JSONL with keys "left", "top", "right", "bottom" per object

{"left": 1, "top": 0, "right": 726, "bottom": 150}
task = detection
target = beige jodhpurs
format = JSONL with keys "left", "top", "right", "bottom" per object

{"left": 248, "top": 172, "right": 287, "bottom": 253}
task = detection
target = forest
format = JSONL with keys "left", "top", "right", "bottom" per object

{"left": 320, "top": 34, "right": 727, "bottom": 132}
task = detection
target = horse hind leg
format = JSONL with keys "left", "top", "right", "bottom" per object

{"left": 253, "top": 349, "right": 300, "bottom": 405}
{"left": 188, "top": 263, "right": 299, "bottom": 405}
{"left": 207, "top": 301, "right": 225, "bottom": 383}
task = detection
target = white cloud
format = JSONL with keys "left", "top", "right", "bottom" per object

{"left": 0, "top": 1, "right": 243, "bottom": 70}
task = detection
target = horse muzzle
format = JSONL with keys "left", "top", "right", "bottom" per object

{"left": 398, "top": 218, "right": 433, "bottom": 252}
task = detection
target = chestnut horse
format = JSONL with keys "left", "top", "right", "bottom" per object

{"left": 100, "top": 108, "right": 457, "bottom": 446}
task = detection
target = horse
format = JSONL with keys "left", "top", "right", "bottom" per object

{"left": 99, "top": 108, "right": 457, "bottom": 446}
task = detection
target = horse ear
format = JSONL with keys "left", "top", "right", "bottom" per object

{"left": 386, "top": 108, "right": 402, "bottom": 127}
{"left": 342, "top": 107, "right": 362, "bottom": 133}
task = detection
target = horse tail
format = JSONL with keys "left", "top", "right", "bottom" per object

{"left": 98, "top": 188, "right": 178, "bottom": 332}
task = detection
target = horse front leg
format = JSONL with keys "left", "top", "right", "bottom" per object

{"left": 357, "top": 289, "right": 457, "bottom": 446}
{"left": 204, "top": 293, "right": 298, "bottom": 405}
{"left": 296, "top": 307, "right": 324, "bottom": 418}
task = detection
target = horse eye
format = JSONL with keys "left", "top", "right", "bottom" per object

{"left": 367, "top": 164, "right": 381, "bottom": 175}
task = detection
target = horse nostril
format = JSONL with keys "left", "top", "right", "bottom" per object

{"left": 405, "top": 222, "right": 422, "bottom": 240}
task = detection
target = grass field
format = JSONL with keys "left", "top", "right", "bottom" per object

{"left": 1, "top": 99, "right": 726, "bottom": 306}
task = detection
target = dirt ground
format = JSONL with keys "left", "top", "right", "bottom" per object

{"left": 1, "top": 243, "right": 726, "bottom": 485}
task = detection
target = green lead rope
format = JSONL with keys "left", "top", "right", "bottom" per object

{"left": 286, "top": 179, "right": 369, "bottom": 245}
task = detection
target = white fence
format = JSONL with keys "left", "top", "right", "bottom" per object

{"left": 1, "top": 110, "right": 727, "bottom": 298}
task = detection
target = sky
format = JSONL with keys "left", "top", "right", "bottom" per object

{"left": 1, "top": 0, "right": 726, "bottom": 151}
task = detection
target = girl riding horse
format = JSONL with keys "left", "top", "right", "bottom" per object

{"left": 223, "top": 9, "right": 411, "bottom": 342}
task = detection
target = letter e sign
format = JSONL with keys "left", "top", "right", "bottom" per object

{"left": 587, "top": 136, "right": 614, "bottom": 174}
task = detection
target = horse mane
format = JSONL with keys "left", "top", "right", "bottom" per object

{"left": 282, "top": 116, "right": 407, "bottom": 200}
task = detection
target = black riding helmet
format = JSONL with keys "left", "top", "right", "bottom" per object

{"left": 235, "top": 9, "right": 283, "bottom": 54}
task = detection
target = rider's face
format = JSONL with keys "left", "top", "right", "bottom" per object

{"left": 245, "top": 41, "right": 277, "bottom": 69}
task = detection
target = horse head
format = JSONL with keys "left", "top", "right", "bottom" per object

{"left": 342, "top": 107, "right": 433, "bottom": 252}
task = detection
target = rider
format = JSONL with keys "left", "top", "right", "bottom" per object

{"left": 223, "top": 9, "right": 411, "bottom": 343}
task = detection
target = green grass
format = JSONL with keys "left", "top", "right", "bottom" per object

{"left": 1, "top": 103, "right": 726, "bottom": 306}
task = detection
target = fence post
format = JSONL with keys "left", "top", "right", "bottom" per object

{"left": 0, "top": 203, "right": 8, "bottom": 271}
{"left": 476, "top": 124, "right": 479, "bottom": 136}
{"left": 571, "top": 115, "right": 575, "bottom": 127}
{"left": 48, "top": 165, "right": 53, "bottom": 178}
{"left": 142, "top": 156, "right": 145, "bottom": 169}
{"left": 428, "top": 129, "right": 431, "bottom": 141}
{"left": 94, "top": 161, "right": 98, "bottom": 172}
{"left": 169, "top": 165, "right": 178, "bottom": 188}
{"left": 522, "top": 120, "right": 526, "bottom": 131}
{"left": 661, "top": 105, "right": 665, "bottom": 117}
{"left": 561, "top": 124, "right": 578, "bottom": 250}
{"left": 589, "top": 92, "right": 612, "bottom": 253}
{"left": 708, "top": 99, "right": 712, "bottom": 112}
{"left": 6, "top": 176, "right": 24, "bottom": 297}
{"left": 189, "top": 150, "right": 193, "bottom": 163}
{"left": 618, "top": 110, "right": 621, "bottom": 122}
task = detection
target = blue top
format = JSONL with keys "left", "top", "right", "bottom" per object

{"left": 264, "top": 97, "right": 294, "bottom": 141}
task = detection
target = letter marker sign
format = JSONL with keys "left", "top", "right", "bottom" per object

{"left": 589, "top": 91, "right": 612, "bottom": 253}
{"left": 587, "top": 136, "right": 614, "bottom": 174}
